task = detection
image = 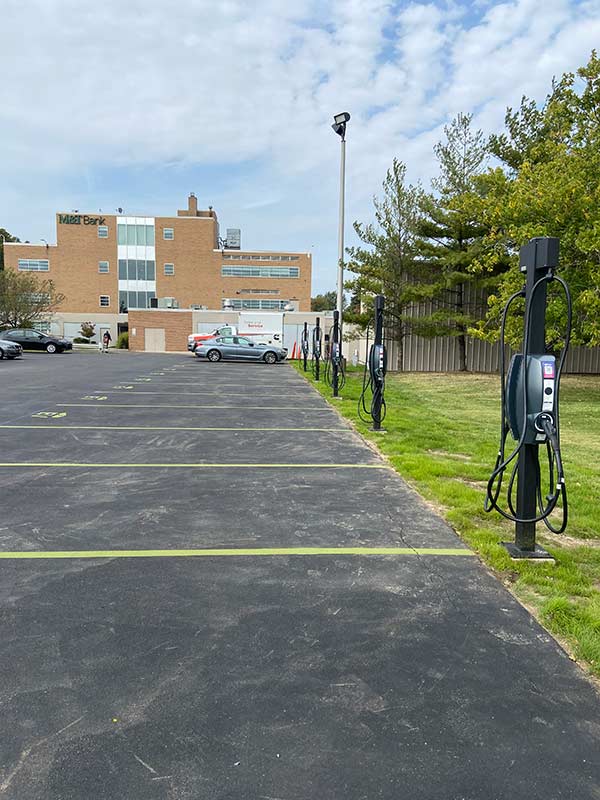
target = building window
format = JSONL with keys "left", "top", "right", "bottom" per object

{"left": 18, "top": 258, "right": 49, "bottom": 272}
{"left": 222, "top": 253, "right": 300, "bottom": 262}
{"left": 163, "top": 228, "right": 174, "bottom": 240}
{"left": 164, "top": 263, "right": 175, "bottom": 275}
{"left": 119, "top": 290, "right": 155, "bottom": 311}
{"left": 119, "top": 258, "right": 156, "bottom": 280}
{"left": 117, "top": 223, "right": 155, "bottom": 246}
{"left": 98, "top": 261, "right": 109, "bottom": 273}
{"left": 223, "top": 298, "right": 291, "bottom": 310}
{"left": 239, "top": 288, "right": 280, "bottom": 295}
{"left": 98, "top": 226, "right": 109, "bottom": 238}
{"left": 36, "top": 321, "right": 51, "bottom": 334}
{"left": 221, "top": 266, "right": 299, "bottom": 278}
{"left": 99, "top": 295, "right": 110, "bottom": 307}
{"left": 26, "top": 292, "right": 51, "bottom": 303}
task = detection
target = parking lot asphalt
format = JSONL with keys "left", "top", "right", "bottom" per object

{"left": 0, "top": 352, "right": 599, "bottom": 799}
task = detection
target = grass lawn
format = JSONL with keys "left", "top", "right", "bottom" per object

{"left": 293, "top": 361, "right": 600, "bottom": 678}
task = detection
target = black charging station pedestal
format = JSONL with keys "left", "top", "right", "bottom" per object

{"left": 332, "top": 310, "right": 340, "bottom": 398}
{"left": 502, "top": 238, "right": 559, "bottom": 561}
{"left": 370, "top": 294, "right": 385, "bottom": 432}
{"left": 302, "top": 322, "right": 308, "bottom": 372}
{"left": 313, "top": 316, "right": 321, "bottom": 381}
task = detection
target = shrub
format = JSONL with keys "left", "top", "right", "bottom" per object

{"left": 116, "top": 332, "right": 129, "bottom": 349}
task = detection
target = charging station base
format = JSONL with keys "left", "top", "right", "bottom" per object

{"left": 369, "top": 427, "right": 386, "bottom": 433}
{"left": 501, "top": 542, "right": 555, "bottom": 562}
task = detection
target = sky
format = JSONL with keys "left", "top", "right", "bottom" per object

{"left": 1, "top": 0, "right": 600, "bottom": 294}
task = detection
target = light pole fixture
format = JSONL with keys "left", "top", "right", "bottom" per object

{"left": 332, "top": 111, "right": 349, "bottom": 320}
{"left": 331, "top": 111, "right": 350, "bottom": 396}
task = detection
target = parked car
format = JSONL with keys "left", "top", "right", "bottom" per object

{"left": 1, "top": 329, "right": 73, "bottom": 354}
{"left": 0, "top": 338, "right": 23, "bottom": 359}
{"left": 195, "top": 335, "right": 287, "bottom": 364}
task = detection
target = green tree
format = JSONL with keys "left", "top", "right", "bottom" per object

{"left": 345, "top": 159, "right": 424, "bottom": 369}
{"left": 311, "top": 291, "right": 337, "bottom": 312}
{"left": 411, "top": 113, "right": 498, "bottom": 370}
{"left": 0, "top": 271, "right": 65, "bottom": 329}
{"left": 0, "top": 228, "right": 20, "bottom": 271}
{"left": 79, "top": 321, "right": 96, "bottom": 343}
{"left": 474, "top": 51, "right": 600, "bottom": 347}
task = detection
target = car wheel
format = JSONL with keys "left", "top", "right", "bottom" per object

{"left": 263, "top": 351, "right": 277, "bottom": 364}
{"left": 46, "top": 343, "right": 57, "bottom": 354}
{"left": 207, "top": 349, "right": 222, "bottom": 362}
{"left": 0, "top": 348, "right": 4, "bottom": 360}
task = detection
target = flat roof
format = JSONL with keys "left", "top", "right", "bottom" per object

{"left": 4, "top": 241, "right": 56, "bottom": 248}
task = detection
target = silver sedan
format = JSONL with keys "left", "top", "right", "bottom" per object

{"left": 194, "top": 336, "right": 287, "bottom": 364}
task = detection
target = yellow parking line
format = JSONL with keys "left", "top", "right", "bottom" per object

{"left": 0, "top": 546, "right": 475, "bottom": 560}
{"left": 132, "top": 383, "right": 310, "bottom": 388}
{"left": 0, "top": 425, "right": 348, "bottom": 432}
{"left": 58, "top": 404, "right": 330, "bottom": 410}
{"left": 94, "top": 391, "right": 312, "bottom": 397}
{"left": 0, "top": 462, "right": 385, "bottom": 469}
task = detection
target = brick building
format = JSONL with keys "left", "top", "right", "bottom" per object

{"left": 3, "top": 194, "right": 312, "bottom": 341}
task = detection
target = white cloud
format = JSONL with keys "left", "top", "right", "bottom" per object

{"left": 0, "top": 0, "right": 599, "bottom": 292}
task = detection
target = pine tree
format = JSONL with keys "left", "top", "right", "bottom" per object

{"left": 346, "top": 159, "right": 424, "bottom": 370}
{"left": 411, "top": 114, "right": 493, "bottom": 371}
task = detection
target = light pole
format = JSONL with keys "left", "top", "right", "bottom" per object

{"left": 332, "top": 112, "right": 350, "bottom": 397}
{"left": 332, "top": 112, "right": 350, "bottom": 322}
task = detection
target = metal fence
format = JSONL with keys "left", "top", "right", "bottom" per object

{"left": 386, "top": 335, "right": 600, "bottom": 374}
{"left": 379, "top": 283, "right": 600, "bottom": 374}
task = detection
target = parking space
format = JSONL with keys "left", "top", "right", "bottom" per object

{"left": 1, "top": 353, "right": 600, "bottom": 798}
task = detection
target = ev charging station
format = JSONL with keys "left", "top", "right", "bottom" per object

{"left": 485, "top": 237, "right": 571, "bottom": 559}
{"left": 324, "top": 310, "right": 345, "bottom": 396}
{"left": 311, "top": 316, "right": 322, "bottom": 381}
{"left": 359, "top": 294, "right": 387, "bottom": 431}
{"left": 301, "top": 322, "right": 309, "bottom": 372}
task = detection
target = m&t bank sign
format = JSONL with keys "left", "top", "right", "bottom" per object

{"left": 59, "top": 214, "right": 106, "bottom": 225}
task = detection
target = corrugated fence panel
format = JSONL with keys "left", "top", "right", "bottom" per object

{"left": 564, "top": 346, "right": 600, "bottom": 374}
{"left": 391, "top": 335, "right": 600, "bottom": 373}
{"left": 349, "top": 279, "right": 600, "bottom": 373}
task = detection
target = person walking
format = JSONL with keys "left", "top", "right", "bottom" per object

{"left": 102, "top": 330, "right": 112, "bottom": 353}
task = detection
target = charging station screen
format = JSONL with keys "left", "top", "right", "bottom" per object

{"left": 543, "top": 362, "right": 555, "bottom": 379}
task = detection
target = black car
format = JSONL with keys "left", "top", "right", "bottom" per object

{"left": 1, "top": 329, "right": 73, "bottom": 354}
{"left": 0, "top": 338, "right": 23, "bottom": 359}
